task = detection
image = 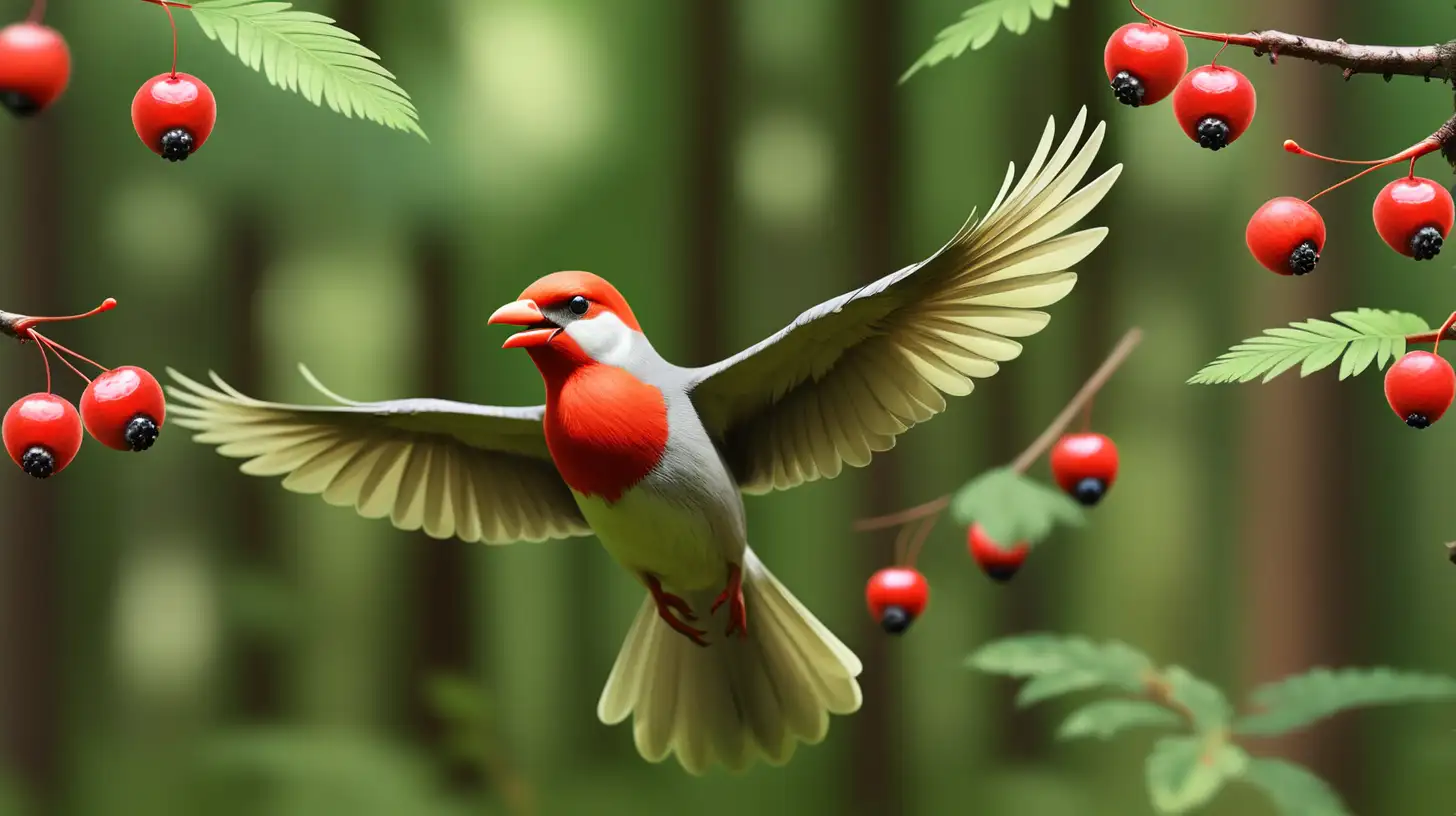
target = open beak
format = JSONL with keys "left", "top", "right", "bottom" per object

{"left": 488, "top": 299, "right": 559, "bottom": 349}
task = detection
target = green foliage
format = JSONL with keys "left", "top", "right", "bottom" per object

{"left": 188, "top": 0, "right": 427, "bottom": 139}
{"left": 949, "top": 467, "right": 1085, "bottom": 547}
{"left": 902, "top": 0, "right": 1071, "bottom": 82}
{"left": 970, "top": 633, "right": 1456, "bottom": 815}
{"left": 1234, "top": 667, "right": 1456, "bottom": 736}
{"left": 1145, "top": 736, "right": 1248, "bottom": 814}
{"left": 1242, "top": 759, "right": 1349, "bottom": 816}
{"left": 1056, "top": 700, "right": 1180, "bottom": 741}
{"left": 1188, "top": 309, "right": 1429, "bottom": 385}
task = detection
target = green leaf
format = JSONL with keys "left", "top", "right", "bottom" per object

{"left": 1163, "top": 666, "right": 1233, "bottom": 733}
{"left": 1057, "top": 700, "right": 1181, "bottom": 741}
{"left": 949, "top": 467, "right": 1086, "bottom": 547}
{"left": 1145, "top": 736, "right": 1248, "bottom": 813}
{"left": 1235, "top": 667, "right": 1456, "bottom": 736}
{"left": 969, "top": 633, "right": 1153, "bottom": 699}
{"left": 901, "top": 0, "right": 1071, "bottom": 82}
{"left": 188, "top": 0, "right": 427, "bottom": 139}
{"left": 1187, "top": 309, "right": 1429, "bottom": 385}
{"left": 1241, "top": 758, "right": 1349, "bottom": 816}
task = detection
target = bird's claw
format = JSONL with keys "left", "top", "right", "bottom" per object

{"left": 711, "top": 563, "right": 748, "bottom": 640}
{"left": 644, "top": 573, "right": 710, "bottom": 647}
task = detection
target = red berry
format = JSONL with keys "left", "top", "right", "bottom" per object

{"left": 1384, "top": 351, "right": 1456, "bottom": 429}
{"left": 865, "top": 567, "right": 928, "bottom": 635}
{"left": 3, "top": 393, "right": 82, "bottom": 478}
{"left": 0, "top": 22, "right": 70, "bottom": 116}
{"left": 131, "top": 72, "right": 217, "bottom": 162}
{"left": 1372, "top": 177, "right": 1453, "bottom": 261}
{"left": 1171, "top": 65, "right": 1256, "bottom": 151}
{"left": 1050, "top": 432, "right": 1119, "bottom": 506}
{"left": 1246, "top": 197, "right": 1325, "bottom": 276}
{"left": 967, "top": 524, "right": 1029, "bottom": 583}
{"left": 80, "top": 365, "right": 165, "bottom": 451}
{"left": 1104, "top": 23, "right": 1188, "bottom": 108}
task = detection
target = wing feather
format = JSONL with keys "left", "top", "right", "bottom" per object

{"left": 685, "top": 108, "right": 1121, "bottom": 492}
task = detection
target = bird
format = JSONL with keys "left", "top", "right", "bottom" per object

{"left": 164, "top": 107, "right": 1121, "bottom": 775}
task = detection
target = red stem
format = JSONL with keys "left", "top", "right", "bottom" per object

{"left": 27, "top": 0, "right": 45, "bottom": 24}
{"left": 1127, "top": 0, "right": 1262, "bottom": 49}
{"left": 32, "top": 334, "right": 51, "bottom": 394}
{"left": 1433, "top": 312, "right": 1456, "bottom": 357}
{"left": 30, "top": 331, "right": 108, "bottom": 375}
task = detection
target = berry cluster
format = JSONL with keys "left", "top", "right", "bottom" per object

{"left": 0, "top": 299, "right": 166, "bottom": 478}
{"left": 0, "top": 0, "right": 216, "bottom": 161}
{"left": 1106, "top": 2, "right": 1456, "bottom": 277}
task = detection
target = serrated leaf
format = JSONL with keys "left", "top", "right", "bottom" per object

{"left": 1187, "top": 309, "right": 1429, "bottom": 385}
{"left": 1235, "top": 667, "right": 1456, "bottom": 736}
{"left": 1057, "top": 700, "right": 1181, "bottom": 741}
{"left": 1163, "top": 666, "right": 1232, "bottom": 733}
{"left": 1145, "top": 736, "right": 1248, "bottom": 813}
{"left": 969, "top": 633, "right": 1152, "bottom": 698}
{"left": 188, "top": 0, "right": 427, "bottom": 139}
{"left": 1241, "top": 758, "right": 1349, "bottom": 816}
{"left": 949, "top": 467, "right": 1085, "bottom": 546}
{"left": 901, "top": 0, "right": 1071, "bottom": 82}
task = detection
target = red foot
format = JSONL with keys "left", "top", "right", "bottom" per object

{"left": 711, "top": 563, "right": 748, "bottom": 640}
{"left": 643, "top": 573, "right": 709, "bottom": 647}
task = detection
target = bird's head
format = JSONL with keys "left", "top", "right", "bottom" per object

{"left": 487, "top": 271, "right": 643, "bottom": 374}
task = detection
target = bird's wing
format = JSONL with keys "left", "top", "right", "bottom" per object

{"left": 165, "top": 366, "right": 592, "bottom": 543}
{"left": 684, "top": 108, "right": 1120, "bottom": 494}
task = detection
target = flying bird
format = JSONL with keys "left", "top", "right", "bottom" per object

{"left": 165, "top": 108, "right": 1121, "bottom": 775}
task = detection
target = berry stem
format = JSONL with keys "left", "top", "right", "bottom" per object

{"left": 1432, "top": 312, "right": 1456, "bottom": 357}
{"left": 29, "top": 331, "right": 108, "bottom": 375}
{"left": 853, "top": 327, "right": 1144, "bottom": 533}
{"left": 1, "top": 297, "right": 116, "bottom": 339}
{"left": 1291, "top": 136, "right": 1443, "bottom": 203}
{"left": 32, "top": 332, "right": 52, "bottom": 394}
{"left": 1127, "top": 1, "right": 1261, "bottom": 49}
{"left": 153, "top": 0, "right": 182, "bottom": 77}
{"left": 27, "top": 0, "right": 46, "bottom": 23}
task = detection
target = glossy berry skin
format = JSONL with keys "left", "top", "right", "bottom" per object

{"left": 3, "top": 393, "right": 83, "bottom": 479}
{"left": 1171, "top": 65, "right": 1256, "bottom": 151}
{"left": 1384, "top": 351, "right": 1456, "bottom": 429}
{"left": 131, "top": 73, "right": 217, "bottom": 162}
{"left": 967, "top": 524, "right": 1029, "bottom": 583}
{"left": 1246, "top": 197, "right": 1326, "bottom": 276}
{"left": 865, "top": 567, "right": 929, "bottom": 635}
{"left": 1372, "top": 177, "right": 1454, "bottom": 261}
{"left": 1050, "top": 433, "right": 1119, "bottom": 506}
{"left": 80, "top": 366, "right": 166, "bottom": 451}
{"left": 1103, "top": 23, "right": 1188, "bottom": 108}
{"left": 0, "top": 22, "right": 71, "bottom": 117}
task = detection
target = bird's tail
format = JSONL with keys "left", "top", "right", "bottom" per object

{"left": 596, "top": 549, "right": 863, "bottom": 774}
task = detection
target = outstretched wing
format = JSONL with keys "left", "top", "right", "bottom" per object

{"left": 166, "top": 367, "right": 591, "bottom": 543}
{"left": 685, "top": 107, "right": 1120, "bottom": 494}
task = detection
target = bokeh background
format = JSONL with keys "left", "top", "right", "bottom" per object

{"left": 1, "top": 0, "right": 1454, "bottom": 813}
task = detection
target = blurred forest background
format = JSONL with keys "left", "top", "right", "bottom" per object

{"left": 1, "top": 0, "right": 1454, "bottom": 814}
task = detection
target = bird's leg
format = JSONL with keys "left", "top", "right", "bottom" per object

{"left": 642, "top": 573, "right": 709, "bottom": 647}
{"left": 711, "top": 563, "right": 748, "bottom": 640}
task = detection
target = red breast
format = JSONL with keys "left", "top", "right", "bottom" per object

{"left": 541, "top": 365, "right": 669, "bottom": 503}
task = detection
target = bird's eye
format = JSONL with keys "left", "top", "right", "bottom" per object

{"left": 568, "top": 296, "right": 589, "bottom": 316}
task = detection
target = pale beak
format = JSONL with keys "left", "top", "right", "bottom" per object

{"left": 488, "top": 299, "right": 557, "bottom": 349}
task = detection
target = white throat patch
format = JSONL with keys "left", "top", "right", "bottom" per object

{"left": 565, "top": 311, "right": 637, "bottom": 366}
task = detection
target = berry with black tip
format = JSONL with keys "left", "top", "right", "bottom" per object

{"left": 1172, "top": 65, "right": 1257, "bottom": 151}
{"left": 1372, "top": 177, "right": 1454, "bottom": 261}
{"left": 1103, "top": 23, "right": 1187, "bottom": 108}
{"left": 80, "top": 365, "right": 166, "bottom": 452}
{"left": 1383, "top": 350, "right": 1455, "bottom": 429}
{"left": 1051, "top": 432, "right": 1120, "bottom": 507}
{"left": 131, "top": 72, "right": 217, "bottom": 161}
{"left": 967, "top": 524, "right": 1029, "bottom": 583}
{"left": 865, "top": 567, "right": 928, "bottom": 635}
{"left": 1246, "top": 197, "right": 1327, "bottom": 276}
{"left": 0, "top": 22, "right": 70, "bottom": 117}
{"left": 2, "top": 392, "right": 83, "bottom": 478}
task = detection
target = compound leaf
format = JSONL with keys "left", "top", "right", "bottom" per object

{"left": 1235, "top": 667, "right": 1456, "bottom": 736}
{"left": 1057, "top": 700, "right": 1181, "bottom": 741}
{"left": 1187, "top": 309, "right": 1428, "bottom": 385}
{"left": 969, "top": 634, "right": 1152, "bottom": 703}
{"left": 949, "top": 467, "right": 1085, "bottom": 547}
{"left": 188, "top": 0, "right": 426, "bottom": 139}
{"left": 902, "top": 0, "right": 1071, "bottom": 82}
{"left": 1242, "top": 758, "right": 1349, "bottom": 816}
{"left": 1145, "top": 736, "right": 1248, "bottom": 813}
{"left": 1163, "top": 666, "right": 1233, "bottom": 734}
